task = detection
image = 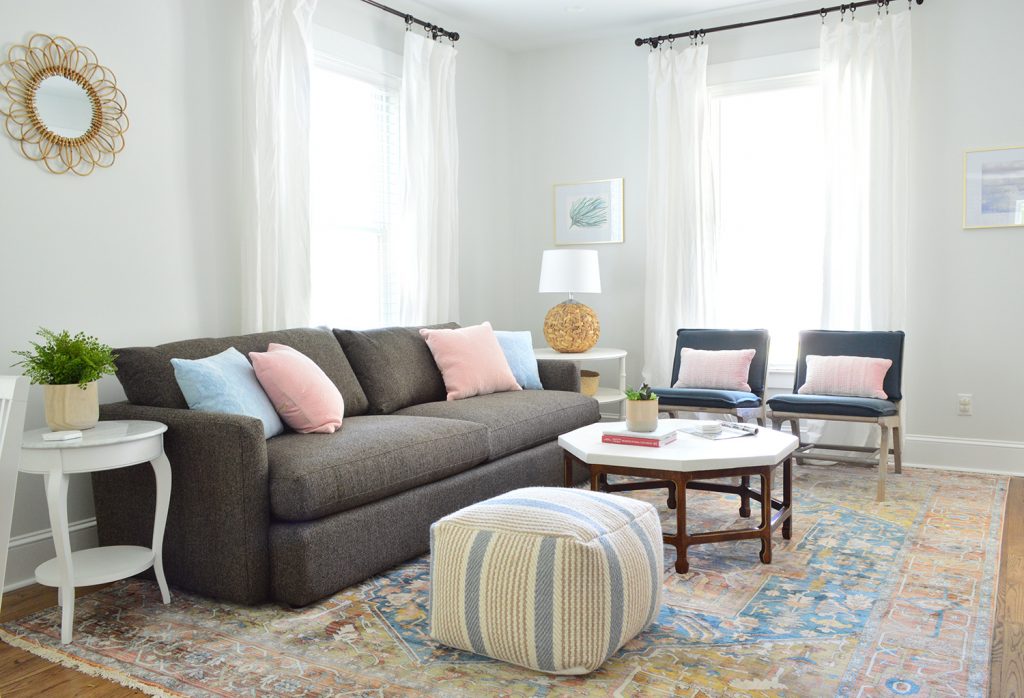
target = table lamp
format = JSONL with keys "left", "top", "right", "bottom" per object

{"left": 538, "top": 249, "right": 601, "bottom": 353}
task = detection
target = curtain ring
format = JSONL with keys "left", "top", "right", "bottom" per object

{"left": 820, "top": 8, "right": 828, "bottom": 24}
{"left": 849, "top": 3, "right": 856, "bottom": 16}
{"left": 404, "top": 14, "right": 413, "bottom": 31}
{"left": 699, "top": 29, "right": 706, "bottom": 45}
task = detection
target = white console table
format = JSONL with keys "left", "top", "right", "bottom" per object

{"left": 20, "top": 420, "right": 172, "bottom": 643}
{"left": 534, "top": 347, "right": 628, "bottom": 419}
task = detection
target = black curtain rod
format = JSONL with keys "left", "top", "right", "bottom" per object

{"left": 359, "top": 0, "right": 460, "bottom": 42}
{"left": 635, "top": 0, "right": 923, "bottom": 48}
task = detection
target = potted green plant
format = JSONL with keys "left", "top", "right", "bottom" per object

{"left": 12, "top": 328, "right": 117, "bottom": 430}
{"left": 625, "top": 383, "right": 659, "bottom": 432}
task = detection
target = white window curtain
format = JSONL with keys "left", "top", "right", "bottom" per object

{"left": 808, "top": 10, "right": 912, "bottom": 449}
{"left": 393, "top": 31, "right": 459, "bottom": 325}
{"left": 242, "top": 0, "right": 319, "bottom": 333}
{"left": 820, "top": 11, "right": 911, "bottom": 331}
{"left": 642, "top": 46, "right": 717, "bottom": 387}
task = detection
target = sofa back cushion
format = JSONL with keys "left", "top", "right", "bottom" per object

{"left": 333, "top": 323, "right": 457, "bottom": 414}
{"left": 116, "top": 327, "right": 370, "bottom": 417}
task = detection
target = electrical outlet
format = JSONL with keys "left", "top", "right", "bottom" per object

{"left": 957, "top": 393, "right": 973, "bottom": 416}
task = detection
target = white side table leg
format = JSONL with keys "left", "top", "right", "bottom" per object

{"left": 151, "top": 453, "right": 172, "bottom": 604}
{"left": 44, "top": 468, "right": 75, "bottom": 644}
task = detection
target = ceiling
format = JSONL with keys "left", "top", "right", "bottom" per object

{"left": 416, "top": 0, "right": 799, "bottom": 52}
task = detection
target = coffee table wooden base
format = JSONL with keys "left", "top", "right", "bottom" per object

{"left": 563, "top": 453, "right": 793, "bottom": 574}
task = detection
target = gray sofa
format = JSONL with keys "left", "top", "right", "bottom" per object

{"left": 91, "top": 325, "right": 599, "bottom": 606}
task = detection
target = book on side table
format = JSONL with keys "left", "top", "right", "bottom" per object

{"left": 602, "top": 423, "right": 678, "bottom": 447}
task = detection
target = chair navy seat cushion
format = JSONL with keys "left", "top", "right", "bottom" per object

{"left": 653, "top": 387, "right": 761, "bottom": 409}
{"left": 767, "top": 394, "right": 898, "bottom": 417}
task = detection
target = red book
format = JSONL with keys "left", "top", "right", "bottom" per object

{"left": 602, "top": 434, "right": 677, "bottom": 448}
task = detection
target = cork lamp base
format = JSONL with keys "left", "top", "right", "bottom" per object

{"left": 543, "top": 300, "right": 600, "bottom": 353}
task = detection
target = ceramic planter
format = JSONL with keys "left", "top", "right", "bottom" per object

{"left": 44, "top": 381, "right": 99, "bottom": 430}
{"left": 625, "top": 398, "right": 659, "bottom": 432}
{"left": 580, "top": 370, "right": 600, "bottom": 397}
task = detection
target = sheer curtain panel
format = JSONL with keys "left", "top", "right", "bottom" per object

{"left": 394, "top": 31, "right": 459, "bottom": 325}
{"left": 643, "top": 46, "right": 717, "bottom": 387}
{"left": 820, "top": 11, "right": 911, "bottom": 331}
{"left": 242, "top": 0, "right": 319, "bottom": 333}
{"left": 810, "top": 11, "right": 911, "bottom": 450}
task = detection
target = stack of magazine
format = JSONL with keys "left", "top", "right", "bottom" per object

{"left": 678, "top": 421, "right": 759, "bottom": 440}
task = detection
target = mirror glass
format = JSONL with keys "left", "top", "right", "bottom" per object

{"left": 34, "top": 76, "right": 92, "bottom": 138}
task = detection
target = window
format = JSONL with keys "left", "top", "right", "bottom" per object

{"left": 711, "top": 75, "right": 825, "bottom": 368}
{"left": 309, "top": 54, "right": 401, "bottom": 329}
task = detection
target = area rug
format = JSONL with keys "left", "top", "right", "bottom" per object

{"left": 0, "top": 463, "right": 1007, "bottom": 697}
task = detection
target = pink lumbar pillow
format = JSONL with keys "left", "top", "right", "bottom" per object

{"left": 673, "top": 348, "right": 756, "bottom": 392}
{"left": 420, "top": 322, "right": 523, "bottom": 401}
{"left": 249, "top": 343, "right": 345, "bottom": 434}
{"left": 798, "top": 355, "right": 893, "bottom": 399}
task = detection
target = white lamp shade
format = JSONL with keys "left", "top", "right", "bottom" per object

{"left": 538, "top": 249, "right": 601, "bottom": 294}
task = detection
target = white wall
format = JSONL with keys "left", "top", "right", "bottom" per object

{"left": 1, "top": 0, "right": 515, "bottom": 590}
{"left": 1, "top": 1, "right": 246, "bottom": 589}
{"left": 496, "top": 0, "right": 1024, "bottom": 473}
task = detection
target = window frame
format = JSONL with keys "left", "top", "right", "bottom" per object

{"left": 309, "top": 27, "right": 403, "bottom": 330}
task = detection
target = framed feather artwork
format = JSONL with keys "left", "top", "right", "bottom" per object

{"left": 553, "top": 178, "right": 624, "bottom": 245}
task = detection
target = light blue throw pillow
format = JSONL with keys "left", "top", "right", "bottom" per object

{"left": 494, "top": 330, "right": 543, "bottom": 390}
{"left": 171, "top": 347, "right": 284, "bottom": 438}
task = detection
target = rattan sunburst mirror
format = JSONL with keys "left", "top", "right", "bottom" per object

{"left": 0, "top": 34, "right": 128, "bottom": 175}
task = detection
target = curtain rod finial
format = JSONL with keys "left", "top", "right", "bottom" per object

{"left": 634, "top": 37, "right": 645, "bottom": 47}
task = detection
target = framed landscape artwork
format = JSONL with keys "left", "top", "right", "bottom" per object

{"left": 554, "top": 178, "right": 624, "bottom": 244}
{"left": 964, "top": 146, "right": 1024, "bottom": 229}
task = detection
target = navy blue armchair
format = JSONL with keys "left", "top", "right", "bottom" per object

{"left": 653, "top": 328, "right": 771, "bottom": 425}
{"left": 767, "top": 330, "right": 905, "bottom": 501}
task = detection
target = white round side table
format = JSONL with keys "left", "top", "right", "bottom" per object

{"left": 534, "top": 347, "right": 628, "bottom": 418}
{"left": 20, "top": 420, "right": 172, "bottom": 644}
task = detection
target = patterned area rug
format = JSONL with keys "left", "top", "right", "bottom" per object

{"left": 0, "top": 464, "right": 1007, "bottom": 697}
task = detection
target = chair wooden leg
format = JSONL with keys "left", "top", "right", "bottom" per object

{"left": 892, "top": 424, "right": 903, "bottom": 474}
{"left": 877, "top": 424, "right": 890, "bottom": 502}
{"left": 790, "top": 419, "right": 800, "bottom": 442}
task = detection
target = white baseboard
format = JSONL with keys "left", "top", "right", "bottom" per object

{"left": 903, "top": 434, "right": 1024, "bottom": 477}
{"left": 3, "top": 518, "right": 98, "bottom": 593}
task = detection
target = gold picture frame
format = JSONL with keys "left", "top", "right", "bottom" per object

{"left": 553, "top": 178, "right": 625, "bottom": 245}
{"left": 0, "top": 34, "right": 128, "bottom": 176}
{"left": 963, "top": 146, "right": 1024, "bottom": 229}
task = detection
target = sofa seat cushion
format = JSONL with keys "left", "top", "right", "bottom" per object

{"left": 268, "top": 415, "right": 489, "bottom": 522}
{"left": 395, "top": 390, "right": 600, "bottom": 460}
{"left": 767, "top": 394, "right": 899, "bottom": 418}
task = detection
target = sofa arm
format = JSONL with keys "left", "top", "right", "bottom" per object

{"left": 93, "top": 402, "right": 271, "bottom": 604}
{"left": 538, "top": 359, "right": 581, "bottom": 392}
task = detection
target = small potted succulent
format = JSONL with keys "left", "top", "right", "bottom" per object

{"left": 625, "top": 383, "right": 659, "bottom": 432}
{"left": 12, "top": 328, "right": 117, "bottom": 430}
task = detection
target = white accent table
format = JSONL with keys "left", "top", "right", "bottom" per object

{"left": 534, "top": 347, "right": 628, "bottom": 418}
{"left": 20, "top": 420, "right": 171, "bottom": 643}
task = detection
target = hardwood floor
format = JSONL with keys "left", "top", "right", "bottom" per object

{"left": 2, "top": 477, "right": 1023, "bottom": 698}
{"left": 992, "top": 477, "right": 1024, "bottom": 698}
{"left": 0, "top": 584, "right": 141, "bottom": 697}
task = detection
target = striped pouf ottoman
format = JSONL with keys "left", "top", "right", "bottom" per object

{"left": 428, "top": 486, "right": 663, "bottom": 675}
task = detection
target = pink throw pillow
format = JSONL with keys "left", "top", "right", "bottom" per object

{"left": 420, "top": 322, "right": 523, "bottom": 401}
{"left": 798, "top": 355, "right": 892, "bottom": 399}
{"left": 249, "top": 343, "right": 345, "bottom": 434}
{"left": 673, "top": 348, "right": 755, "bottom": 392}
